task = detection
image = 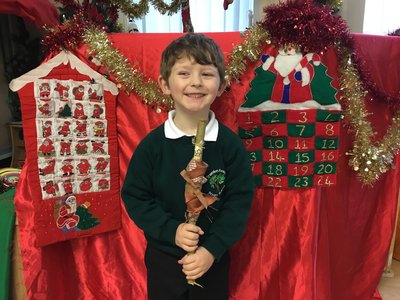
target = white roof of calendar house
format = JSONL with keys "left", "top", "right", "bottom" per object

{"left": 9, "top": 51, "right": 119, "bottom": 95}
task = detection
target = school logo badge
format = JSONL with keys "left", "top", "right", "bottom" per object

{"left": 207, "top": 169, "right": 226, "bottom": 197}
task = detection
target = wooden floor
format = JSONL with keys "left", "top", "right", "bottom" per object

{"left": 378, "top": 259, "right": 400, "bottom": 300}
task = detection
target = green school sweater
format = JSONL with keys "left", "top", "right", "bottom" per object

{"left": 121, "top": 122, "right": 255, "bottom": 260}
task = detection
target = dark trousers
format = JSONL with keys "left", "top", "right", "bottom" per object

{"left": 145, "top": 245, "right": 230, "bottom": 300}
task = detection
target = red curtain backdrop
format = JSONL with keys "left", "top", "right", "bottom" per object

{"left": 0, "top": 0, "right": 59, "bottom": 27}
{"left": 13, "top": 32, "right": 400, "bottom": 300}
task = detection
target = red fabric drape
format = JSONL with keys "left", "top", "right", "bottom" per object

{"left": 13, "top": 32, "right": 400, "bottom": 300}
{"left": 0, "top": 0, "right": 59, "bottom": 27}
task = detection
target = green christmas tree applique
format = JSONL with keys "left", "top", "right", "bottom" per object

{"left": 76, "top": 205, "right": 100, "bottom": 230}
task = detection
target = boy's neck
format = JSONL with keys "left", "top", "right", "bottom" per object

{"left": 173, "top": 111, "right": 210, "bottom": 136}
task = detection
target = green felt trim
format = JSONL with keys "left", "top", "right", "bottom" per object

{"left": 262, "top": 110, "right": 286, "bottom": 124}
{"left": 316, "top": 110, "right": 342, "bottom": 122}
{"left": 248, "top": 150, "right": 262, "bottom": 162}
{"left": 263, "top": 163, "right": 288, "bottom": 176}
{"left": 0, "top": 189, "right": 16, "bottom": 300}
{"left": 263, "top": 137, "right": 288, "bottom": 149}
{"left": 288, "top": 150, "right": 315, "bottom": 164}
{"left": 288, "top": 176, "right": 314, "bottom": 188}
{"left": 287, "top": 123, "right": 315, "bottom": 137}
{"left": 314, "top": 162, "right": 337, "bottom": 175}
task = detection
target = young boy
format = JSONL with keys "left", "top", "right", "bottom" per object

{"left": 121, "top": 33, "right": 255, "bottom": 300}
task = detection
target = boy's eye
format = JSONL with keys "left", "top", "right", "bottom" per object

{"left": 202, "top": 72, "right": 214, "bottom": 77}
{"left": 178, "top": 71, "right": 189, "bottom": 76}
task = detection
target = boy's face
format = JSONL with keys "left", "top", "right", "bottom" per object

{"left": 158, "top": 55, "right": 225, "bottom": 115}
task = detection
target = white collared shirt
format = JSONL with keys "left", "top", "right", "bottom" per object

{"left": 164, "top": 110, "right": 219, "bottom": 141}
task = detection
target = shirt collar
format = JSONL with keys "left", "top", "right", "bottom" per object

{"left": 164, "top": 110, "right": 218, "bottom": 141}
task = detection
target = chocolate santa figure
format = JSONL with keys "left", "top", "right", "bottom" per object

{"left": 93, "top": 121, "right": 105, "bottom": 137}
{"left": 55, "top": 82, "right": 70, "bottom": 100}
{"left": 77, "top": 158, "right": 91, "bottom": 176}
{"left": 43, "top": 180, "right": 58, "bottom": 197}
{"left": 91, "top": 104, "right": 103, "bottom": 119}
{"left": 75, "top": 120, "right": 87, "bottom": 137}
{"left": 61, "top": 159, "right": 74, "bottom": 176}
{"left": 58, "top": 120, "right": 71, "bottom": 137}
{"left": 62, "top": 179, "right": 73, "bottom": 195}
{"left": 98, "top": 178, "right": 109, "bottom": 191}
{"left": 60, "top": 140, "right": 72, "bottom": 156}
{"left": 42, "top": 120, "right": 52, "bottom": 138}
{"left": 73, "top": 103, "right": 87, "bottom": 120}
{"left": 38, "top": 102, "right": 51, "bottom": 117}
{"left": 79, "top": 178, "right": 93, "bottom": 192}
{"left": 95, "top": 157, "right": 109, "bottom": 173}
{"left": 75, "top": 140, "right": 88, "bottom": 155}
{"left": 39, "top": 138, "right": 55, "bottom": 156}
{"left": 73, "top": 84, "right": 85, "bottom": 100}
{"left": 38, "top": 82, "right": 51, "bottom": 101}
{"left": 39, "top": 159, "right": 56, "bottom": 176}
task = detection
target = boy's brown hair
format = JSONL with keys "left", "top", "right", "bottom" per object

{"left": 160, "top": 33, "right": 225, "bottom": 84}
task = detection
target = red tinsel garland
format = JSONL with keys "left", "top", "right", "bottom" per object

{"left": 261, "top": 0, "right": 350, "bottom": 53}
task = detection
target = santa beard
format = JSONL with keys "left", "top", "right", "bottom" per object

{"left": 274, "top": 52, "right": 303, "bottom": 77}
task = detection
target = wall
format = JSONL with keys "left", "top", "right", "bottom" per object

{"left": 253, "top": 0, "right": 366, "bottom": 33}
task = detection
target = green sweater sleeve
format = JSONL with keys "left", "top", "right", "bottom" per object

{"left": 121, "top": 132, "right": 181, "bottom": 246}
{"left": 201, "top": 127, "right": 255, "bottom": 260}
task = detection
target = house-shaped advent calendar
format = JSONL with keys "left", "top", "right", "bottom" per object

{"left": 10, "top": 51, "right": 121, "bottom": 246}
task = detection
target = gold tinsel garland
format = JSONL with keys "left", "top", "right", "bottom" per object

{"left": 338, "top": 47, "right": 400, "bottom": 184}
{"left": 83, "top": 27, "right": 173, "bottom": 112}
{"left": 103, "top": 0, "right": 181, "bottom": 19}
{"left": 84, "top": 25, "right": 400, "bottom": 185}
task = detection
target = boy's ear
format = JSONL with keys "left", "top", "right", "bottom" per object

{"left": 217, "top": 80, "right": 227, "bottom": 96}
{"left": 158, "top": 75, "right": 171, "bottom": 95}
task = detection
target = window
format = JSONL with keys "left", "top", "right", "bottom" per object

{"left": 130, "top": 0, "right": 254, "bottom": 33}
{"left": 363, "top": 0, "right": 400, "bottom": 35}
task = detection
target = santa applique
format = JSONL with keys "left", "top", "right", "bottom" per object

{"left": 79, "top": 178, "right": 93, "bottom": 192}
{"left": 97, "top": 178, "right": 110, "bottom": 191}
{"left": 38, "top": 82, "right": 51, "bottom": 101}
{"left": 74, "top": 120, "right": 87, "bottom": 137}
{"left": 77, "top": 158, "right": 91, "bottom": 176}
{"left": 38, "top": 102, "right": 52, "bottom": 117}
{"left": 261, "top": 46, "right": 321, "bottom": 104}
{"left": 93, "top": 121, "right": 106, "bottom": 137}
{"left": 94, "top": 157, "right": 109, "bottom": 173}
{"left": 72, "top": 84, "right": 85, "bottom": 101}
{"left": 58, "top": 120, "right": 71, "bottom": 137}
{"left": 73, "top": 103, "right": 87, "bottom": 120}
{"left": 39, "top": 159, "right": 56, "bottom": 176}
{"left": 38, "top": 138, "right": 55, "bottom": 156}
{"left": 42, "top": 120, "right": 53, "bottom": 138}
{"left": 61, "top": 179, "right": 73, "bottom": 195}
{"left": 43, "top": 180, "right": 58, "bottom": 197}
{"left": 61, "top": 159, "right": 74, "bottom": 176}
{"left": 55, "top": 82, "right": 70, "bottom": 101}
{"left": 60, "top": 140, "right": 72, "bottom": 156}
{"left": 75, "top": 140, "right": 89, "bottom": 155}
{"left": 91, "top": 104, "right": 104, "bottom": 119}
{"left": 56, "top": 195, "right": 80, "bottom": 231}
{"left": 88, "top": 87, "right": 103, "bottom": 102}
{"left": 57, "top": 103, "right": 72, "bottom": 118}
{"left": 91, "top": 140, "right": 106, "bottom": 155}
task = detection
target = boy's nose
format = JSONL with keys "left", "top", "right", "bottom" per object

{"left": 190, "top": 74, "right": 202, "bottom": 86}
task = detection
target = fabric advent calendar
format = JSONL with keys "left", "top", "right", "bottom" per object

{"left": 237, "top": 46, "right": 342, "bottom": 188}
{"left": 10, "top": 51, "right": 121, "bottom": 246}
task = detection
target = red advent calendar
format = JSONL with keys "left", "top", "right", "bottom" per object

{"left": 237, "top": 46, "right": 342, "bottom": 188}
{"left": 9, "top": 51, "right": 122, "bottom": 246}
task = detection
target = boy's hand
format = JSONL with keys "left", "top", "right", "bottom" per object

{"left": 175, "top": 223, "right": 204, "bottom": 252}
{"left": 178, "top": 247, "right": 215, "bottom": 280}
